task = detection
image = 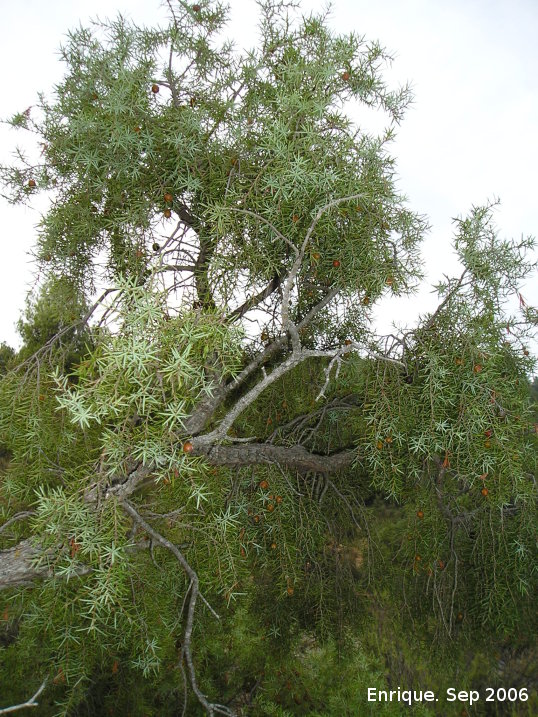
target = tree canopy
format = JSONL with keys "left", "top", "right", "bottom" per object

{"left": 0, "top": 2, "right": 536, "bottom": 715}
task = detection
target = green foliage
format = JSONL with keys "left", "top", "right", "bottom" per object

{"left": 0, "top": 1, "right": 536, "bottom": 715}
{"left": 0, "top": 0, "right": 426, "bottom": 310}
{"left": 0, "top": 343, "right": 15, "bottom": 375}
{"left": 15, "top": 276, "right": 91, "bottom": 376}
{"left": 54, "top": 277, "right": 243, "bottom": 473}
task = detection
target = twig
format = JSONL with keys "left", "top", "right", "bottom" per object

{"left": 419, "top": 269, "right": 469, "bottom": 335}
{"left": 227, "top": 207, "right": 296, "bottom": 254}
{"left": 0, "top": 679, "right": 47, "bottom": 714}
{"left": 197, "top": 348, "right": 339, "bottom": 444}
{"left": 121, "top": 502, "right": 233, "bottom": 717}
{"left": 228, "top": 274, "right": 281, "bottom": 321}
{"left": 0, "top": 511, "right": 35, "bottom": 537}
{"left": 10, "top": 287, "right": 116, "bottom": 375}
{"left": 316, "top": 353, "right": 343, "bottom": 401}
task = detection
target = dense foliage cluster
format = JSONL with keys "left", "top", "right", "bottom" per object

{"left": 0, "top": 1, "right": 536, "bottom": 715}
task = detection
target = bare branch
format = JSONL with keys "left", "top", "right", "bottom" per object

{"left": 228, "top": 273, "right": 281, "bottom": 321}
{"left": 0, "top": 511, "right": 35, "bottom": 536}
{"left": 316, "top": 353, "right": 345, "bottom": 401}
{"left": 84, "top": 462, "right": 155, "bottom": 503}
{"left": 280, "top": 195, "right": 363, "bottom": 350}
{"left": 278, "top": 193, "right": 366, "bottom": 348}
{"left": 121, "top": 501, "right": 234, "bottom": 717}
{"left": 184, "top": 287, "right": 339, "bottom": 436}
{"left": 0, "top": 538, "right": 92, "bottom": 591}
{"left": 198, "top": 348, "right": 337, "bottom": 443}
{"left": 192, "top": 442, "right": 355, "bottom": 474}
{"left": 0, "top": 679, "right": 47, "bottom": 715}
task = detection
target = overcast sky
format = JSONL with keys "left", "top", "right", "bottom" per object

{"left": 0, "top": 0, "right": 536, "bottom": 349}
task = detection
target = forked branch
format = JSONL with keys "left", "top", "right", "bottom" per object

{"left": 121, "top": 501, "right": 234, "bottom": 717}
{"left": 0, "top": 679, "right": 47, "bottom": 715}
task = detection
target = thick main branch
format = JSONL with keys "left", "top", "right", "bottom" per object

{"left": 193, "top": 443, "right": 355, "bottom": 474}
{"left": 0, "top": 538, "right": 90, "bottom": 591}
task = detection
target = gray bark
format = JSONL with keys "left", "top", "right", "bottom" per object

{"left": 0, "top": 539, "right": 89, "bottom": 591}
{"left": 0, "top": 443, "right": 353, "bottom": 591}
{"left": 195, "top": 443, "right": 355, "bottom": 474}
{"left": 0, "top": 539, "right": 47, "bottom": 589}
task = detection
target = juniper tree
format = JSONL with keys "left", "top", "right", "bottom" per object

{"left": 0, "top": 1, "right": 536, "bottom": 715}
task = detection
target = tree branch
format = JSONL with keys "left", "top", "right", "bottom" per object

{"left": 10, "top": 287, "right": 116, "bottom": 375}
{"left": 84, "top": 442, "right": 355, "bottom": 506}
{"left": 197, "top": 348, "right": 337, "bottom": 443}
{"left": 184, "top": 287, "right": 339, "bottom": 436}
{"left": 0, "top": 538, "right": 91, "bottom": 591}
{"left": 0, "top": 679, "right": 47, "bottom": 715}
{"left": 194, "top": 231, "right": 217, "bottom": 311}
{"left": 228, "top": 273, "right": 281, "bottom": 321}
{"left": 419, "top": 269, "right": 469, "bottom": 335}
{"left": 0, "top": 511, "right": 35, "bottom": 536}
{"left": 192, "top": 443, "right": 355, "bottom": 474}
{"left": 281, "top": 193, "right": 365, "bottom": 350}
{"left": 120, "top": 501, "right": 234, "bottom": 717}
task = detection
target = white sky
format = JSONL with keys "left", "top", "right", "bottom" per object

{"left": 0, "top": 0, "right": 537, "bottom": 350}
